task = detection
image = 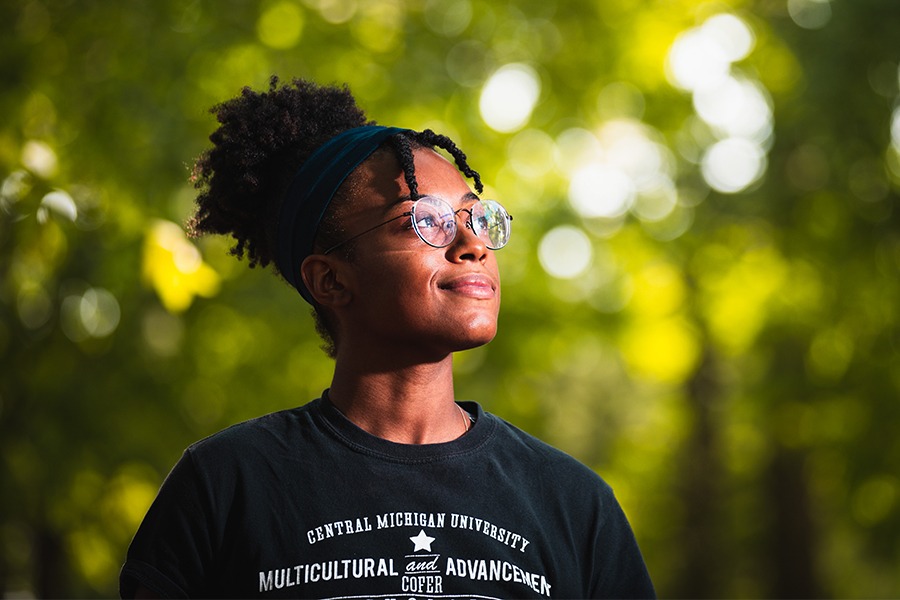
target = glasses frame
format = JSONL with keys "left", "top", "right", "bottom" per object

{"left": 322, "top": 195, "right": 512, "bottom": 255}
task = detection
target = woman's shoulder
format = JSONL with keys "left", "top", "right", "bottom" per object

{"left": 481, "top": 409, "right": 614, "bottom": 492}
{"left": 185, "top": 399, "right": 320, "bottom": 461}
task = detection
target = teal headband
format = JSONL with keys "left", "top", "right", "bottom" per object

{"left": 275, "top": 125, "right": 409, "bottom": 304}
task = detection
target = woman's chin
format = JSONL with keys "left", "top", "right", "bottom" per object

{"left": 450, "top": 323, "right": 498, "bottom": 353}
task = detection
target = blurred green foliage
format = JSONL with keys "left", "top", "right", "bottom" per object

{"left": 2, "top": 0, "right": 899, "bottom": 597}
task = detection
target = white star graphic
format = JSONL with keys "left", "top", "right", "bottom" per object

{"left": 409, "top": 529, "right": 435, "bottom": 552}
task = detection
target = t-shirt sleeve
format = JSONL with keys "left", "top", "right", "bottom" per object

{"left": 589, "top": 490, "right": 656, "bottom": 599}
{"left": 119, "top": 450, "right": 216, "bottom": 599}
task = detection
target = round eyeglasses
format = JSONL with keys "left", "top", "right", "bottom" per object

{"left": 323, "top": 195, "right": 513, "bottom": 255}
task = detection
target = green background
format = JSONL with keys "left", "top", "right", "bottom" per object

{"left": 2, "top": 0, "right": 899, "bottom": 597}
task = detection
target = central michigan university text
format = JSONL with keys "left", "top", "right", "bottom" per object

{"left": 305, "top": 511, "right": 530, "bottom": 552}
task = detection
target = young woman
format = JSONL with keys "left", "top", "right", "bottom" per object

{"left": 120, "top": 77, "right": 655, "bottom": 599}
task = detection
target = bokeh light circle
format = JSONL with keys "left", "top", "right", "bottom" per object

{"left": 538, "top": 225, "right": 593, "bottom": 279}
{"left": 569, "top": 164, "right": 635, "bottom": 219}
{"left": 701, "top": 138, "right": 767, "bottom": 193}
{"left": 479, "top": 63, "right": 541, "bottom": 133}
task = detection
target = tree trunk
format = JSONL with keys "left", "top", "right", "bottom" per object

{"left": 766, "top": 446, "right": 823, "bottom": 598}
{"left": 673, "top": 348, "right": 722, "bottom": 598}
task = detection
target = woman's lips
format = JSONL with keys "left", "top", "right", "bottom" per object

{"left": 438, "top": 274, "right": 497, "bottom": 299}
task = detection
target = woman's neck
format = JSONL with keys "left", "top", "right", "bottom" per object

{"left": 326, "top": 353, "right": 465, "bottom": 444}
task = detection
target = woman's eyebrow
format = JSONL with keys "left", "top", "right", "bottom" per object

{"left": 387, "top": 194, "right": 416, "bottom": 210}
{"left": 395, "top": 191, "right": 480, "bottom": 203}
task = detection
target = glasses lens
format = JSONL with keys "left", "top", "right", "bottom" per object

{"left": 471, "top": 200, "right": 511, "bottom": 249}
{"left": 411, "top": 196, "right": 456, "bottom": 247}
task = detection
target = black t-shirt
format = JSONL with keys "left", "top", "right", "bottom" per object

{"left": 120, "top": 397, "right": 655, "bottom": 599}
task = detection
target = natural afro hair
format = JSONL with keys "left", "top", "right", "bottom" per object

{"left": 188, "top": 76, "right": 372, "bottom": 269}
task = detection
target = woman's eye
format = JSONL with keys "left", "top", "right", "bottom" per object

{"left": 417, "top": 215, "right": 439, "bottom": 229}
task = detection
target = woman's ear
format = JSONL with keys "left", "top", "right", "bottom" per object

{"left": 300, "top": 255, "right": 352, "bottom": 308}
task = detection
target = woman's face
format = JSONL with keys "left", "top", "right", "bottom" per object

{"left": 335, "top": 147, "right": 501, "bottom": 361}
